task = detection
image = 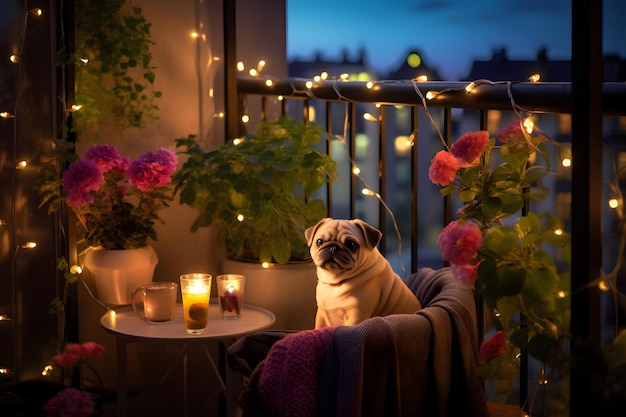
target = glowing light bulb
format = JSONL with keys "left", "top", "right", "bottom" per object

{"left": 0, "top": 314, "right": 11, "bottom": 321}
{"left": 361, "top": 188, "right": 375, "bottom": 196}
{"left": 0, "top": 368, "right": 13, "bottom": 375}
{"left": 465, "top": 82, "right": 476, "bottom": 93}
{"left": 265, "top": 79, "right": 273, "bottom": 87}
{"left": 277, "top": 95, "right": 284, "bottom": 101}
{"left": 523, "top": 117, "right": 534, "bottom": 134}
{"left": 305, "top": 81, "right": 313, "bottom": 89}
{"left": 257, "top": 60, "right": 266, "bottom": 71}
{"left": 1, "top": 112, "right": 14, "bottom": 118}
{"left": 249, "top": 68, "right": 258, "bottom": 77}
{"left": 241, "top": 114, "right": 250, "bottom": 123}
{"left": 339, "top": 73, "right": 349, "bottom": 80}
{"left": 363, "top": 112, "right": 378, "bottom": 122}
{"left": 609, "top": 198, "right": 619, "bottom": 209}
{"left": 79, "top": 58, "right": 89, "bottom": 64}
{"left": 557, "top": 291, "right": 566, "bottom": 298}
{"left": 320, "top": 71, "right": 328, "bottom": 80}
{"left": 261, "top": 262, "right": 270, "bottom": 269}
{"left": 426, "top": 91, "right": 439, "bottom": 100}
{"left": 236, "top": 61, "right": 245, "bottom": 72}
{"left": 15, "top": 160, "right": 27, "bottom": 169}
{"left": 561, "top": 158, "right": 572, "bottom": 167}
{"left": 9, "top": 54, "right": 20, "bottom": 64}
{"left": 29, "top": 8, "right": 43, "bottom": 16}
{"left": 22, "top": 241, "right": 37, "bottom": 249}
{"left": 528, "top": 73, "right": 541, "bottom": 83}
{"left": 70, "top": 104, "right": 82, "bottom": 112}
{"left": 554, "top": 228, "right": 563, "bottom": 236}
{"left": 236, "top": 214, "right": 245, "bottom": 222}
{"left": 598, "top": 280, "right": 610, "bottom": 292}
{"left": 366, "top": 81, "right": 374, "bottom": 89}
{"left": 42, "top": 365, "right": 53, "bottom": 376}
{"left": 314, "top": 75, "right": 321, "bottom": 82}
{"left": 413, "top": 75, "right": 427, "bottom": 82}
{"left": 191, "top": 31, "right": 199, "bottom": 38}
{"left": 352, "top": 166, "right": 361, "bottom": 175}
{"left": 69, "top": 265, "right": 82, "bottom": 274}
{"left": 216, "top": 112, "right": 224, "bottom": 118}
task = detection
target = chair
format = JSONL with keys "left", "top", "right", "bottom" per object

{"left": 228, "top": 267, "right": 490, "bottom": 417}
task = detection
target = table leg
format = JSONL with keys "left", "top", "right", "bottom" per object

{"left": 116, "top": 337, "right": 127, "bottom": 417}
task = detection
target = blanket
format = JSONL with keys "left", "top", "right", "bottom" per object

{"left": 227, "top": 267, "right": 490, "bottom": 417}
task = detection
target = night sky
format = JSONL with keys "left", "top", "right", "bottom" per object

{"left": 287, "top": 0, "right": 626, "bottom": 80}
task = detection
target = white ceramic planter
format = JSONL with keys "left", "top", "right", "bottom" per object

{"left": 84, "top": 245, "right": 158, "bottom": 305}
{"left": 222, "top": 258, "right": 318, "bottom": 331}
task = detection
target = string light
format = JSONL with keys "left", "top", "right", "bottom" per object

{"left": 0, "top": 314, "right": 11, "bottom": 321}
{"left": 339, "top": 73, "right": 349, "bottom": 80}
{"left": 523, "top": 117, "right": 534, "bottom": 134}
{"left": 257, "top": 60, "right": 266, "bottom": 72}
{"left": 41, "top": 365, "right": 53, "bottom": 376}
{"left": 352, "top": 166, "right": 361, "bottom": 175}
{"left": 598, "top": 280, "right": 610, "bottom": 292}
{"left": 426, "top": 91, "right": 439, "bottom": 100}
{"left": 70, "top": 104, "right": 82, "bottom": 112}
{"left": 79, "top": 58, "right": 88, "bottom": 64}
{"left": 608, "top": 198, "right": 619, "bottom": 209}
{"left": 15, "top": 160, "right": 27, "bottom": 169}
{"left": 363, "top": 112, "right": 378, "bottom": 122}
{"left": 528, "top": 73, "right": 541, "bottom": 82}
{"left": 561, "top": 157, "right": 572, "bottom": 167}
{"left": 265, "top": 79, "right": 273, "bottom": 87}
{"left": 465, "top": 82, "right": 476, "bottom": 93}
{"left": 241, "top": 114, "right": 250, "bottom": 123}
{"left": 190, "top": 31, "right": 199, "bottom": 39}
{"left": 29, "top": 8, "right": 43, "bottom": 16}
{"left": 366, "top": 81, "right": 375, "bottom": 89}
{"left": 305, "top": 81, "right": 313, "bottom": 89}
{"left": 9, "top": 54, "right": 20, "bottom": 64}
{"left": 69, "top": 265, "right": 83, "bottom": 275}
{"left": 21, "top": 241, "right": 37, "bottom": 249}
{"left": 413, "top": 75, "right": 428, "bottom": 82}
{"left": 1, "top": 112, "right": 14, "bottom": 118}
{"left": 249, "top": 68, "right": 258, "bottom": 77}
{"left": 261, "top": 262, "right": 271, "bottom": 269}
{"left": 236, "top": 61, "right": 245, "bottom": 72}
{"left": 232, "top": 137, "right": 243, "bottom": 145}
{"left": 236, "top": 214, "right": 245, "bottom": 222}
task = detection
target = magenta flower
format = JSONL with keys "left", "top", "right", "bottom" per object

{"left": 428, "top": 150, "right": 460, "bottom": 186}
{"left": 84, "top": 144, "right": 128, "bottom": 173}
{"left": 451, "top": 262, "right": 479, "bottom": 284}
{"left": 479, "top": 330, "right": 507, "bottom": 361}
{"left": 437, "top": 220, "right": 483, "bottom": 265}
{"left": 497, "top": 120, "right": 525, "bottom": 143}
{"left": 52, "top": 342, "right": 105, "bottom": 368}
{"left": 62, "top": 159, "right": 104, "bottom": 207}
{"left": 81, "top": 341, "right": 105, "bottom": 356}
{"left": 128, "top": 148, "right": 178, "bottom": 192}
{"left": 450, "top": 130, "right": 489, "bottom": 166}
{"left": 44, "top": 387, "right": 95, "bottom": 417}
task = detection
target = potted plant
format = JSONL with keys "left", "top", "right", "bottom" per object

{"left": 174, "top": 116, "right": 339, "bottom": 329}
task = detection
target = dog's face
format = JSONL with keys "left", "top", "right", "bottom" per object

{"left": 305, "top": 218, "right": 382, "bottom": 276}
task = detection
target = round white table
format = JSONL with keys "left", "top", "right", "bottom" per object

{"left": 100, "top": 302, "right": 275, "bottom": 417}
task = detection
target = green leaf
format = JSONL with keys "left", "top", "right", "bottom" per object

{"left": 495, "top": 264, "right": 525, "bottom": 296}
{"left": 480, "top": 196, "right": 502, "bottom": 220}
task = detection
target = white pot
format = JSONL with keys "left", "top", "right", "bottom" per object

{"left": 84, "top": 245, "right": 159, "bottom": 305}
{"left": 222, "top": 258, "right": 318, "bottom": 331}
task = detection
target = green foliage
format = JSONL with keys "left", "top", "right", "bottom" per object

{"left": 174, "top": 117, "right": 339, "bottom": 264}
{"left": 67, "top": 0, "right": 160, "bottom": 130}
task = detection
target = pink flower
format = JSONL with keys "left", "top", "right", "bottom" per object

{"left": 437, "top": 220, "right": 483, "bottom": 265}
{"left": 81, "top": 341, "right": 105, "bottom": 356}
{"left": 84, "top": 144, "right": 128, "bottom": 173}
{"left": 479, "top": 330, "right": 507, "bottom": 361}
{"left": 497, "top": 120, "right": 525, "bottom": 143}
{"left": 128, "top": 148, "right": 178, "bottom": 192}
{"left": 44, "top": 387, "right": 95, "bottom": 417}
{"left": 450, "top": 130, "right": 489, "bottom": 166}
{"left": 451, "top": 262, "right": 479, "bottom": 284}
{"left": 428, "top": 150, "right": 460, "bottom": 186}
{"left": 62, "top": 160, "right": 104, "bottom": 207}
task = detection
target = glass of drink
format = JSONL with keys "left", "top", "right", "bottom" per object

{"left": 179, "top": 273, "right": 212, "bottom": 334}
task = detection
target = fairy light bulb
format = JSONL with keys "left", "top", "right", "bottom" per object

{"left": 608, "top": 198, "right": 619, "bottom": 209}
{"left": 236, "top": 61, "right": 245, "bottom": 72}
{"left": 361, "top": 188, "right": 375, "bottom": 196}
{"left": 241, "top": 114, "right": 250, "bottom": 123}
{"left": 305, "top": 81, "right": 313, "bottom": 89}
{"left": 233, "top": 137, "right": 243, "bottom": 145}
{"left": 108, "top": 309, "right": 116, "bottom": 318}
{"left": 9, "top": 54, "right": 20, "bottom": 64}
{"left": 320, "top": 71, "right": 328, "bottom": 80}
{"left": 413, "top": 75, "right": 428, "bottom": 82}
{"left": 22, "top": 241, "right": 37, "bottom": 249}
{"left": 249, "top": 68, "right": 258, "bottom": 77}
{"left": 366, "top": 81, "right": 374, "bottom": 89}
{"left": 561, "top": 157, "right": 572, "bottom": 167}
{"left": 69, "top": 265, "right": 82, "bottom": 274}
{"left": 1, "top": 112, "right": 14, "bottom": 118}
{"left": 0, "top": 314, "right": 11, "bottom": 321}
{"left": 70, "top": 104, "right": 82, "bottom": 112}
{"left": 15, "top": 160, "right": 27, "bottom": 169}
{"left": 363, "top": 112, "right": 378, "bottom": 122}
{"left": 261, "top": 262, "right": 270, "bottom": 269}
{"left": 257, "top": 60, "right": 266, "bottom": 71}
{"left": 426, "top": 91, "right": 439, "bottom": 100}
{"left": 598, "top": 280, "right": 610, "bottom": 292}
{"left": 42, "top": 365, "right": 53, "bottom": 376}
{"left": 79, "top": 58, "right": 89, "bottom": 64}
{"left": 265, "top": 79, "right": 273, "bottom": 87}
{"left": 523, "top": 117, "right": 534, "bottom": 134}
{"left": 352, "top": 166, "right": 361, "bottom": 175}
{"left": 339, "top": 73, "right": 349, "bottom": 80}
{"left": 236, "top": 214, "right": 245, "bottom": 222}
{"left": 465, "top": 82, "right": 476, "bottom": 93}
{"left": 216, "top": 111, "right": 224, "bottom": 118}
{"left": 554, "top": 228, "right": 563, "bottom": 236}
{"left": 29, "top": 8, "right": 43, "bottom": 16}
{"left": 528, "top": 73, "right": 541, "bottom": 83}
{"left": 557, "top": 290, "right": 567, "bottom": 298}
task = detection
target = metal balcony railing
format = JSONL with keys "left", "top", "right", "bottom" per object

{"left": 236, "top": 74, "right": 626, "bottom": 414}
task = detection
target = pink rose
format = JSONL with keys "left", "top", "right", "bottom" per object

{"left": 84, "top": 144, "right": 128, "bottom": 173}
{"left": 128, "top": 148, "right": 178, "bottom": 192}
{"left": 479, "top": 330, "right": 507, "bottom": 361}
{"left": 451, "top": 262, "right": 479, "bottom": 284}
{"left": 437, "top": 220, "right": 483, "bottom": 265}
{"left": 450, "top": 130, "right": 489, "bottom": 166}
{"left": 81, "top": 341, "right": 105, "bottom": 357}
{"left": 497, "top": 120, "right": 525, "bottom": 143}
{"left": 428, "top": 150, "right": 460, "bottom": 186}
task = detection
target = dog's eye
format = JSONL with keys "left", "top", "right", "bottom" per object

{"left": 316, "top": 239, "right": 324, "bottom": 247}
{"left": 346, "top": 240, "right": 359, "bottom": 251}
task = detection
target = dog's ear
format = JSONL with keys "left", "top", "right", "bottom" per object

{"left": 352, "top": 219, "right": 382, "bottom": 251}
{"left": 305, "top": 217, "right": 332, "bottom": 247}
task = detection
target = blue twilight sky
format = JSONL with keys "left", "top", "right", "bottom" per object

{"left": 287, "top": 0, "right": 626, "bottom": 80}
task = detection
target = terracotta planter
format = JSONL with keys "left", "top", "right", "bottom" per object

{"left": 222, "top": 258, "right": 317, "bottom": 331}
{"left": 84, "top": 245, "right": 158, "bottom": 305}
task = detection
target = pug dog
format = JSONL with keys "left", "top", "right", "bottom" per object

{"left": 305, "top": 218, "right": 422, "bottom": 328}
